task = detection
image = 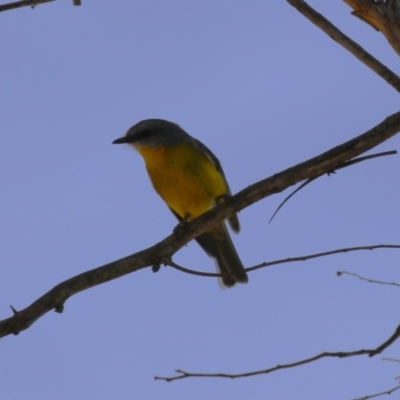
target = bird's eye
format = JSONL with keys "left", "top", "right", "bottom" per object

{"left": 136, "top": 129, "right": 151, "bottom": 140}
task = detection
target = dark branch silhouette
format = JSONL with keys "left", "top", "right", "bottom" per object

{"left": 353, "top": 384, "right": 400, "bottom": 400}
{"left": 157, "top": 244, "right": 400, "bottom": 383}
{"left": 168, "top": 245, "right": 400, "bottom": 279}
{"left": 269, "top": 150, "right": 397, "bottom": 223}
{"left": 383, "top": 358, "right": 400, "bottom": 364}
{"left": 337, "top": 271, "right": 400, "bottom": 288}
{"left": 0, "top": 0, "right": 79, "bottom": 13}
{"left": 154, "top": 322, "right": 400, "bottom": 381}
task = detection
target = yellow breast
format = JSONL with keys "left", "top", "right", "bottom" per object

{"left": 137, "top": 144, "right": 227, "bottom": 220}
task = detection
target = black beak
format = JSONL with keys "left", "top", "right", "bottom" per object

{"left": 112, "top": 136, "right": 128, "bottom": 144}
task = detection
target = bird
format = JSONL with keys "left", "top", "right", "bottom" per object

{"left": 112, "top": 119, "right": 248, "bottom": 287}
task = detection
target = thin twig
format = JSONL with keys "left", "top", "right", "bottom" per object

{"left": 382, "top": 358, "right": 400, "bottom": 363}
{"left": 286, "top": 0, "right": 400, "bottom": 92}
{"left": 336, "top": 151, "right": 397, "bottom": 170}
{"left": 352, "top": 384, "right": 400, "bottom": 400}
{"left": 245, "top": 244, "right": 400, "bottom": 273}
{"left": 269, "top": 150, "right": 397, "bottom": 223}
{"left": 337, "top": 271, "right": 400, "bottom": 288}
{"left": 268, "top": 177, "right": 317, "bottom": 223}
{"left": 168, "top": 245, "right": 400, "bottom": 279}
{"left": 154, "top": 322, "right": 400, "bottom": 381}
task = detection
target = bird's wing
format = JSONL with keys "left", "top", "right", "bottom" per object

{"left": 190, "top": 138, "right": 240, "bottom": 233}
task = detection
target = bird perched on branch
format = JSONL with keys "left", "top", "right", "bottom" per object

{"left": 113, "top": 119, "right": 248, "bottom": 288}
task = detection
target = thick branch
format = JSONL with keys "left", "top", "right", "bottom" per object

{"left": 287, "top": 0, "right": 400, "bottom": 92}
{"left": 1, "top": 111, "right": 400, "bottom": 338}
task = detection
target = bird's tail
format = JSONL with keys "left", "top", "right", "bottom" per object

{"left": 196, "top": 223, "right": 248, "bottom": 288}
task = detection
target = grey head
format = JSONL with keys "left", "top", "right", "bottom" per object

{"left": 112, "top": 118, "right": 241, "bottom": 233}
{"left": 112, "top": 119, "right": 191, "bottom": 148}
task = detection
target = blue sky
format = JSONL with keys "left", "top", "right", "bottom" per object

{"left": 0, "top": 1, "right": 399, "bottom": 399}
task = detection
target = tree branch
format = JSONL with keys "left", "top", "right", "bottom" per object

{"left": 344, "top": 0, "right": 400, "bottom": 57}
{"left": 337, "top": 271, "right": 400, "bottom": 288}
{"left": 1, "top": 110, "right": 400, "bottom": 338}
{"left": 353, "top": 384, "right": 400, "bottom": 400}
{"left": 286, "top": 0, "right": 400, "bottom": 93}
{"left": 269, "top": 150, "right": 397, "bottom": 223}
{"left": 167, "top": 245, "right": 400, "bottom": 279}
{"left": 154, "top": 321, "right": 400, "bottom": 381}
{"left": 0, "top": 0, "right": 79, "bottom": 12}
{"left": 383, "top": 358, "right": 400, "bottom": 363}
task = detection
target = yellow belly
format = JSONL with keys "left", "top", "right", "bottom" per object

{"left": 137, "top": 144, "right": 227, "bottom": 220}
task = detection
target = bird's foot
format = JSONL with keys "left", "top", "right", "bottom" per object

{"left": 173, "top": 214, "right": 191, "bottom": 239}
